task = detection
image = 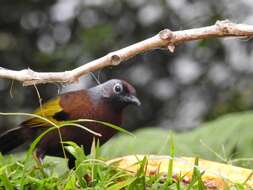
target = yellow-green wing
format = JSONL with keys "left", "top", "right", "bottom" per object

{"left": 21, "top": 97, "right": 65, "bottom": 128}
{"left": 33, "top": 97, "right": 62, "bottom": 117}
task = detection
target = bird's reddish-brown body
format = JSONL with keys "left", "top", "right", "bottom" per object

{"left": 0, "top": 79, "right": 140, "bottom": 168}
{"left": 37, "top": 90, "right": 122, "bottom": 160}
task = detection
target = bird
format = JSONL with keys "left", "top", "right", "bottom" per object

{"left": 0, "top": 79, "right": 140, "bottom": 168}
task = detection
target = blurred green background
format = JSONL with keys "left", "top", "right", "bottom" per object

{"left": 0, "top": 0, "right": 253, "bottom": 135}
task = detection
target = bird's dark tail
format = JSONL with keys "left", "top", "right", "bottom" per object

{"left": 0, "top": 127, "right": 33, "bottom": 154}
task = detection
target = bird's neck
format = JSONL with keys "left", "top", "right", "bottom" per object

{"left": 86, "top": 95, "right": 124, "bottom": 142}
{"left": 95, "top": 100, "right": 123, "bottom": 125}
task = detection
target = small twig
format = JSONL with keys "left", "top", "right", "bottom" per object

{"left": 0, "top": 20, "right": 253, "bottom": 86}
{"left": 9, "top": 80, "right": 14, "bottom": 98}
{"left": 33, "top": 84, "right": 43, "bottom": 116}
{"left": 89, "top": 72, "right": 101, "bottom": 85}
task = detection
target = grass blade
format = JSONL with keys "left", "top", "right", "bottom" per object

{"left": 167, "top": 131, "right": 174, "bottom": 185}
{"left": 74, "top": 119, "right": 135, "bottom": 137}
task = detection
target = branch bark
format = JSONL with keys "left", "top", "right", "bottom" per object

{"left": 1, "top": 20, "right": 253, "bottom": 86}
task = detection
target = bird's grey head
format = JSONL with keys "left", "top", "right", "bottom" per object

{"left": 91, "top": 79, "right": 141, "bottom": 109}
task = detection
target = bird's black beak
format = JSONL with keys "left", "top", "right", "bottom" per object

{"left": 124, "top": 95, "right": 141, "bottom": 106}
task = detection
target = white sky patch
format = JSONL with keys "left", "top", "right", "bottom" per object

{"left": 50, "top": 0, "right": 80, "bottom": 22}
{"left": 151, "top": 79, "right": 176, "bottom": 100}
{"left": 172, "top": 56, "right": 202, "bottom": 84}
{"left": 138, "top": 4, "right": 163, "bottom": 26}
{"left": 53, "top": 24, "right": 71, "bottom": 44}
{"left": 37, "top": 35, "right": 55, "bottom": 54}
{"left": 208, "top": 63, "right": 232, "bottom": 86}
{"left": 128, "top": 65, "right": 153, "bottom": 86}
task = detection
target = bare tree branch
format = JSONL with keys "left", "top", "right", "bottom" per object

{"left": 1, "top": 20, "right": 253, "bottom": 86}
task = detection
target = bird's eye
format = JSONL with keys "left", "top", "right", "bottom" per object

{"left": 113, "top": 83, "right": 123, "bottom": 94}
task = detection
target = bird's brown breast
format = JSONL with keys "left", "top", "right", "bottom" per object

{"left": 57, "top": 90, "right": 123, "bottom": 143}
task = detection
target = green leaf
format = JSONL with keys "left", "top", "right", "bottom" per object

{"left": 107, "top": 177, "right": 135, "bottom": 190}
{"left": 64, "top": 174, "right": 77, "bottom": 190}
{"left": 0, "top": 173, "right": 14, "bottom": 190}
{"left": 64, "top": 141, "right": 86, "bottom": 162}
